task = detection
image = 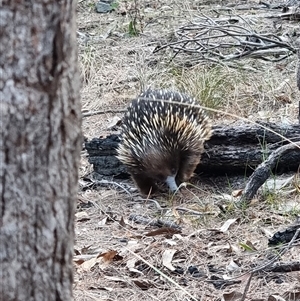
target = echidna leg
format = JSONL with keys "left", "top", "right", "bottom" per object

{"left": 131, "top": 172, "right": 158, "bottom": 195}
{"left": 176, "top": 153, "right": 201, "bottom": 185}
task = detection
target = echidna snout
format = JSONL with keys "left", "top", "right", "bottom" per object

{"left": 117, "top": 89, "right": 212, "bottom": 195}
{"left": 165, "top": 175, "right": 178, "bottom": 192}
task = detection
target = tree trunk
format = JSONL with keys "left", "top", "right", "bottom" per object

{"left": 0, "top": 1, "right": 81, "bottom": 301}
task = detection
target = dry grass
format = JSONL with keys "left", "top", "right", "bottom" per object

{"left": 75, "top": 0, "right": 300, "bottom": 300}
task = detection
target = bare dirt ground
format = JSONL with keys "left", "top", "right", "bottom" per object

{"left": 74, "top": 1, "right": 300, "bottom": 300}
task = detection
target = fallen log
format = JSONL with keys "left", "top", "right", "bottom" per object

{"left": 85, "top": 122, "right": 300, "bottom": 178}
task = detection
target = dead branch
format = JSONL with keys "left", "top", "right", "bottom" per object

{"left": 266, "top": 5, "right": 300, "bottom": 21}
{"left": 264, "top": 261, "right": 300, "bottom": 273}
{"left": 154, "top": 15, "right": 297, "bottom": 65}
{"left": 268, "top": 223, "right": 300, "bottom": 246}
{"left": 270, "top": 11, "right": 300, "bottom": 21}
{"left": 240, "top": 142, "right": 300, "bottom": 203}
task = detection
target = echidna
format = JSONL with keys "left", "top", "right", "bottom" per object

{"left": 117, "top": 89, "right": 212, "bottom": 195}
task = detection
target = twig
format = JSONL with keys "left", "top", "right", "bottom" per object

{"left": 240, "top": 273, "right": 253, "bottom": 301}
{"left": 175, "top": 207, "right": 208, "bottom": 215}
{"left": 135, "top": 197, "right": 164, "bottom": 210}
{"left": 126, "top": 248, "right": 198, "bottom": 301}
{"left": 91, "top": 179, "right": 133, "bottom": 197}
{"left": 82, "top": 109, "right": 126, "bottom": 117}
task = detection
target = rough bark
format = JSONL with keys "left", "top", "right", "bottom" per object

{"left": 298, "top": 51, "right": 300, "bottom": 91}
{"left": 297, "top": 49, "right": 300, "bottom": 122}
{"left": 0, "top": 1, "right": 81, "bottom": 301}
{"left": 84, "top": 123, "right": 300, "bottom": 177}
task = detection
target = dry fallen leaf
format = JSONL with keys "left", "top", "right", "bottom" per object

{"left": 99, "top": 250, "right": 121, "bottom": 263}
{"left": 74, "top": 248, "right": 81, "bottom": 255}
{"left": 133, "top": 279, "right": 153, "bottom": 290}
{"left": 145, "top": 227, "right": 181, "bottom": 237}
{"left": 226, "top": 259, "right": 240, "bottom": 273}
{"left": 232, "top": 189, "right": 243, "bottom": 197}
{"left": 98, "top": 216, "right": 108, "bottom": 226}
{"left": 119, "top": 240, "right": 142, "bottom": 256}
{"left": 106, "top": 115, "right": 121, "bottom": 130}
{"left": 239, "top": 241, "right": 256, "bottom": 252}
{"left": 73, "top": 258, "right": 85, "bottom": 265}
{"left": 257, "top": 110, "right": 272, "bottom": 119}
{"left": 75, "top": 211, "right": 90, "bottom": 221}
{"left": 244, "top": 240, "right": 257, "bottom": 251}
{"left": 104, "top": 276, "right": 127, "bottom": 283}
{"left": 221, "top": 291, "right": 243, "bottom": 301}
{"left": 162, "top": 249, "right": 177, "bottom": 271}
{"left": 164, "top": 238, "right": 177, "bottom": 246}
{"left": 226, "top": 243, "right": 241, "bottom": 254}
{"left": 249, "top": 198, "right": 259, "bottom": 205}
{"left": 126, "top": 258, "right": 143, "bottom": 275}
{"left": 215, "top": 193, "right": 235, "bottom": 202}
{"left": 81, "top": 245, "right": 93, "bottom": 254}
{"left": 261, "top": 227, "right": 274, "bottom": 238}
{"left": 80, "top": 256, "right": 100, "bottom": 271}
{"left": 219, "top": 218, "right": 237, "bottom": 233}
{"left": 274, "top": 94, "right": 291, "bottom": 104}
{"left": 264, "top": 175, "right": 295, "bottom": 191}
{"left": 119, "top": 216, "right": 127, "bottom": 227}
{"left": 76, "top": 250, "right": 122, "bottom": 271}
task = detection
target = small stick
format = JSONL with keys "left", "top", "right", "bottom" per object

{"left": 82, "top": 109, "right": 126, "bottom": 118}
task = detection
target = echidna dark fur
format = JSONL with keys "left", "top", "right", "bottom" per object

{"left": 117, "top": 89, "right": 212, "bottom": 195}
